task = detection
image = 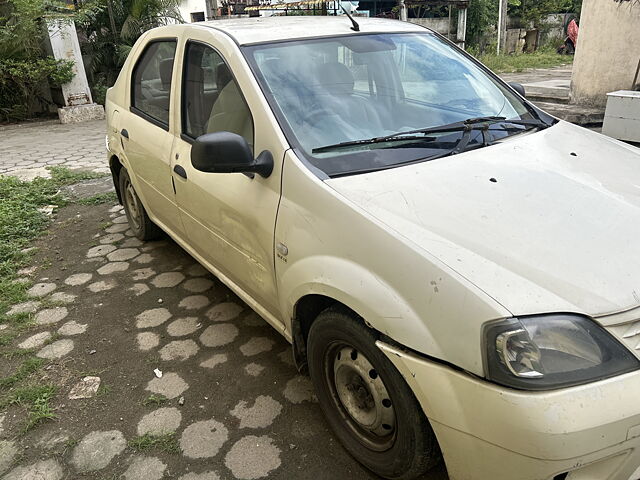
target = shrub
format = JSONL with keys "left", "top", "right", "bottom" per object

{"left": 0, "top": 57, "right": 74, "bottom": 122}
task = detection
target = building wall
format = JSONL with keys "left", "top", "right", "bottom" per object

{"left": 179, "top": 0, "right": 211, "bottom": 22}
{"left": 571, "top": 0, "right": 640, "bottom": 107}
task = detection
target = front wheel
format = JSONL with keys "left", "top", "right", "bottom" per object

{"left": 307, "top": 307, "right": 441, "bottom": 480}
{"left": 118, "top": 167, "right": 162, "bottom": 241}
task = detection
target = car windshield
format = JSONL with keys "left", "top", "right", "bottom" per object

{"left": 244, "top": 32, "right": 538, "bottom": 177}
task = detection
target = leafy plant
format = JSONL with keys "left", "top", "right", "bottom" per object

{"left": 76, "top": 0, "right": 183, "bottom": 100}
{"left": 0, "top": 57, "right": 74, "bottom": 121}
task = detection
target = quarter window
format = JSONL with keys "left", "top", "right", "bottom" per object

{"left": 131, "top": 40, "right": 177, "bottom": 126}
{"left": 182, "top": 42, "right": 254, "bottom": 149}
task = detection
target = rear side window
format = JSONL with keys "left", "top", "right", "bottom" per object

{"left": 131, "top": 40, "right": 177, "bottom": 127}
{"left": 182, "top": 41, "right": 254, "bottom": 149}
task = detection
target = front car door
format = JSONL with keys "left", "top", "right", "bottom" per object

{"left": 170, "top": 30, "right": 288, "bottom": 329}
{"left": 120, "top": 34, "right": 183, "bottom": 237}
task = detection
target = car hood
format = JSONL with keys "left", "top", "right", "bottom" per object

{"left": 326, "top": 122, "right": 640, "bottom": 320}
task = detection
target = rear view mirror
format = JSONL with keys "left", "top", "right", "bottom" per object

{"left": 508, "top": 82, "right": 526, "bottom": 98}
{"left": 191, "top": 131, "right": 273, "bottom": 178}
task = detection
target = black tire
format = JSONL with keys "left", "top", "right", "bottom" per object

{"left": 118, "top": 167, "right": 162, "bottom": 241}
{"left": 307, "top": 306, "right": 441, "bottom": 480}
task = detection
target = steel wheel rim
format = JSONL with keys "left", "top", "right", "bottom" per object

{"left": 123, "top": 179, "right": 142, "bottom": 231}
{"left": 325, "top": 342, "right": 397, "bottom": 452}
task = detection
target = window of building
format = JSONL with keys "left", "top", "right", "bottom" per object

{"left": 191, "top": 12, "right": 205, "bottom": 22}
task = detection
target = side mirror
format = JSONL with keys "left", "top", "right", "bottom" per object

{"left": 508, "top": 82, "right": 526, "bottom": 98}
{"left": 191, "top": 131, "right": 273, "bottom": 178}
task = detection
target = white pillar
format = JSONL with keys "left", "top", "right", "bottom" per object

{"left": 398, "top": 0, "right": 407, "bottom": 22}
{"left": 46, "top": 20, "right": 104, "bottom": 123}
{"left": 46, "top": 20, "right": 93, "bottom": 106}
{"left": 457, "top": 8, "right": 467, "bottom": 49}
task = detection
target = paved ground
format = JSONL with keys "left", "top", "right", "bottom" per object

{"left": 0, "top": 123, "right": 449, "bottom": 478}
{"left": 0, "top": 120, "right": 107, "bottom": 180}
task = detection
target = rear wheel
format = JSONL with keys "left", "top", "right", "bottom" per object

{"left": 118, "top": 167, "right": 161, "bottom": 241}
{"left": 307, "top": 307, "right": 441, "bottom": 480}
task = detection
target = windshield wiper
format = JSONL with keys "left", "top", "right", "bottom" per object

{"left": 312, "top": 116, "right": 548, "bottom": 154}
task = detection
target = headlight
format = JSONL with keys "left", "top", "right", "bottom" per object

{"left": 483, "top": 314, "right": 639, "bottom": 390}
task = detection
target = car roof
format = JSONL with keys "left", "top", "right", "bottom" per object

{"left": 193, "top": 16, "right": 429, "bottom": 45}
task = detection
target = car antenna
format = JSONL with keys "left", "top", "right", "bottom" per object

{"left": 341, "top": 6, "right": 360, "bottom": 32}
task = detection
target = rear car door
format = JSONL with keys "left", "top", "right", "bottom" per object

{"left": 120, "top": 37, "right": 183, "bottom": 237}
{"left": 170, "top": 32, "right": 287, "bottom": 323}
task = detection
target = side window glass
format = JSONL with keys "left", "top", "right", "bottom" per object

{"left": 182, "top": 42, "right": 254, "bottom": 150}
{"left": 132, "top": 40, "right": 177, "bottom": 126}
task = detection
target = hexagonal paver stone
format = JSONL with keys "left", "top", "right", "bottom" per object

{"left": 7, "top": 300, "right": 40, "bottom": 316}
{"left": 230, "top": 396, "right": 283, "bottom": 429}
{"left": 0, "top": 440, "right": 18, "bottom": 475}
{"left": 244, "top": 363, "right": 265, "bottom": 377}
{"left": 178, "top": 295, "right": 210, "bottom": 310}
{"left": 200, "top": 354, "right": 227, "bottom": 369}
{"left": 133, "top": 253, "right": 155, "bottom": 264}
{"left": 133, "top": 268, "right": 156, "bottom": 280}
{"left": 50, "top": 292, "right": 76, "bottom": 304}
{"left": 37, "top": 339, "right": 74, "bottom": 360}
{"left": 123, "top": 456, "right": 166, "bottom": 480}
{"left": 64, "top": 273, "right": 93, "bottom": 286}
{"left": 239, "top": 337, "right": 275, "bottom": 357}
{"left": 137, "top": 407, "right": 182, "bottom": 436}
{"left": 87, "top": 279, "right": 118, "bottom": 293}
{"left": 186, "top": 263, "right": 209, "bottom": 277}
{"left": 109, "top": 205, "right": 123, "bottom": 213}
{"left": 243, "top": 312, "right": 264, "bottom": 327}
{"left": 97, "top": 262, "right": 129, "bottom": 275}
{"left": 3, "top": 458, "right": 63, "bottom": 480}
{"left": 182, "top": 278, "right": 214, "bottom": 293}
{"left": 283, "top": 376, "right": 317, "bottom": 404}
{"left": 136, "top": 308, "right": 172, "bottom": 328}
{"left": 206, "top": 303, "right": 243, "bottom": 323}
{"left": 106, "top": 248, "right": 139, "bottom": 262}
{"left": 58, "top": 321, "right": 88, "bottom": 336}
{"left": 199, "top": 324, "right": 239, "bottom": 348}
{"left": 146, "top": 372, "right": 189, "bottom": 399}
{"left": 86, "top": 245, "right": 116, "bottom": 258}
{"left": 151, "top": 272, "right": 185, "bottom": 288}
{"left": 35, "top": 307, "right": 68, "bottom": 325}
{"left": 178, "top": 472, "right": 220, "bottom": 480}
{"left": 19, "top": 331, "right": 52, "bottom": 349}
{"left": 99, "top": 233, "right": 124, "bottom": 244}
{"left": 224, "top": 435, "right": 281, "bottom": 479}
{"left": 137, "top": 332, "right": 160, "bottom": 351}
{"left": 129, "top": 283, "right": 150, "bottom": 296}
{"left": 105, "top": 223, "right": 129, "bottom": 234}
{"left": 121, "top": 238, "right": 143, "bottom": 248}
{"left": 159, "top": 340, "right": 199, "bottom": 361}
{"left": 27, "top": 282, "right": 57, "bottom": 298}
{"left": 112, "top": 215, "right": 128, "bottom": 224}
{"left": 71, "top": 430, "right": 126, "bottom": 472}
{"left": 180, "top": 420, "right": 229, "bottom": 459}
{"left": 167, "top": 317, "right": 201, "bottom": 337}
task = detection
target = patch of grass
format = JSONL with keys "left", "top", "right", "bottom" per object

{"left": 0, "top": 331, "right": 17, "bottom": 346}
{"left": 471, "top": 47, "right": 573, "bottom": 74}
{"left": 0, "top": 167, "right": 106, "bottom": 321}
{"left": 0, "top": 384, "right": 57, "bottom": 431}
{"left": 77, "top": 192, "right": 118, "bottom": 206}
{"left": 96, "top": 383, "right": 112, "bottom": 397}
{"left": 0, "top": 357, "right": 44, "bottom": 389}
{"left": 1, "top": 348, "right": 35, "bottom": 359}
{"left": 128, "top": 432, "right": 180, "bottom": 454}
{"left": 142, "top": 394, "right": 167, "bottom": 406}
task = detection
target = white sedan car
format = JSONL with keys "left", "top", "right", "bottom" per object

{"left": 105, "top": 16, "right": 640, "bottom": 480}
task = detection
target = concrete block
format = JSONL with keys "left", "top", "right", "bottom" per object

{"left": 57, "top": 103, "right": 105, "bottom": 124}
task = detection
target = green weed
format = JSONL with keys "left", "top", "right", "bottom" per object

{"left": 128, "top": 432, "right": 180, "bottom": 454}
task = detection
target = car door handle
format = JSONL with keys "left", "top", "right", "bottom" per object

{"left": 173, "top": 165, "right": 187, "bottom": 179}
{"left": 120, "top": 129, "right": 129, "bottom": 139}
